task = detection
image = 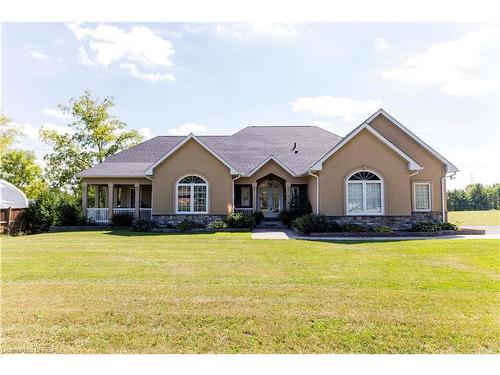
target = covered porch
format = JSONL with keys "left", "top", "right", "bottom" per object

{"left": 82, "top": 182, "right": 152, "bottom": 223}
{"left": 233, "top": 173, "right": 309, "bottom": 218}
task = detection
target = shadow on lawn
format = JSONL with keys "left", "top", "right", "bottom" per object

{"left": 102, "top": 229, "right": 247, "bottom": 237}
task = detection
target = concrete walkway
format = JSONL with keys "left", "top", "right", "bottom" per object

{"left": 251, "top": 228, "right": 500, "bottom": 241}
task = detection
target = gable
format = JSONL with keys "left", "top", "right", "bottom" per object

{"left": 145, "top": 135, "right": 237, "bottom": 175}
{"left": 367, "top": 111, "right": 458, "bottom": 173}
{"left": 309, "top": 123, "right": 422, "bottom": 172}
{"left": 154, "top": 138, "right": 231, "bottom": 173}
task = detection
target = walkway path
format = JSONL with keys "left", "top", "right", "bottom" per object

{"left": 251, "top": 228, "right": 500, "bottom": 240}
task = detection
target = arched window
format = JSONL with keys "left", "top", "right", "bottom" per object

{"left": 346, "top": 170, "right": 384, "bottom": 215}
{"left": 176, "top": 175, "right": 208, "bottom": 214}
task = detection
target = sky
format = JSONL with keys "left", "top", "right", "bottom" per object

{"left": 1, "top": 22, "right": 499, "bottom": 189}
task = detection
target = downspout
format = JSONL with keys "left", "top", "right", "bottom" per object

{"left": 441, "top": 171, "right": 457, "bottom": 222}
{"left": 308, "top": 171, "right": 320, "bottom": 214}
{"left": 232, "top": 174, "right": 241, "bottom": 213}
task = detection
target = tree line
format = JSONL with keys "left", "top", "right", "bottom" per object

{"left": 448, "top": 183, "right": 500, "bottom": 211}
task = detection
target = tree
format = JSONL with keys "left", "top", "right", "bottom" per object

{"left": 466, "top": 183, "right": 489, "bottom": 210}
{"left": 0, "top": 114, "right": 22, "bottom": 156}
{"left": 0, "top": 149, "right": 48, "bottom": 199}
{"left": 40, "top": 91, "right": 143, "bottom": 193}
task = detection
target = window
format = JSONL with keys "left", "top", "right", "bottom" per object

{"left": 291, "top": 186, "right": 300, "bottom": 199}
{"left": 414, "top": 182, "right": 431, "bottom": 211}
{"left": 176, "top": 175, "right": 208, "bottom": 214}
{"left": 346, "top": 171, "right": 384, "bottom": 215}
{"left": 240, "top": 186, "right": 251, "bottom": 207}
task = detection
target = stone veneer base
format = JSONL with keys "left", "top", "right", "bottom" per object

{"left": 152, "top": 214, "right": 227, "bottom": 227}
{"left": 326, "top": 212, "right": 443, "bottom": 231}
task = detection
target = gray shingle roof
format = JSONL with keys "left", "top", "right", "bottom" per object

{"left": 79, "top": 126, "right": 342, "bottom": 178}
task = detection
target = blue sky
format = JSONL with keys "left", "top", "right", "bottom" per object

{"left": 2, "top": 22, "right": 499, "bottom": 188}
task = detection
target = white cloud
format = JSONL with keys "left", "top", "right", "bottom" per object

{"left": 375, "top": 37, "right": 389, "bottom": 51}
{"left": 167, "top": 123, "right": 207, "bottom": 135}
{"left": 214, "top": 23, "right": 298, "bottom": 39}
{"left": 29, "top": 50, "right": 48, "bottom": 59}
{"left": 40, "top": 122, "right": 73, "bottom": 135}
{"left": 12, "top": 122, "right": 72, "bottom": 141}
{"left": 138, "top": 127, "right": 155, "bottom": 139}
{"left": 291, "top": 96, "right": 382, "bottom": 121}
{"left": 67, "top": 23, "right": 175, "bottom": 82}
{"left": 120, "top": 62, "right": 175, "bottom": 82}
{"left": 382, "top": 26, "right": 500, "bottom": 96}
{"left": 42, "top": 108, "right": 71, "bottom": 119}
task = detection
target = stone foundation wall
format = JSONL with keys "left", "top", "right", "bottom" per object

{"left": 152, "top": 214, "right": 226, "bottom": 227}
{"left": 326, "top": 212, "right": 443, "bottom": 231}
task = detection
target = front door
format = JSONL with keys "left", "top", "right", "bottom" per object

{"left": 258, "top": 180, "right": 283, "bottom": 218}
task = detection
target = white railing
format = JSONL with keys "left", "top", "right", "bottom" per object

{"left": 87, "top": 208, "right": 109, "bottom": 223}
{"left": 140, "top": 208, "right": 152, "bottom": 220}
{"left": 234, "top": 207, "right": 254, "bottom": 215}
{"left": 113, "top": 208, "right": 135, "bottom": 216}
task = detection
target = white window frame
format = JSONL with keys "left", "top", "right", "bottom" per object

{"left": 413, "top": 182, "right": 432, "bottom": 212}
{"left": 175, "top": 175, "right": 209, "bottom": 214}
{"left": 345, "top": 170, "right": 385, "bottom": 216}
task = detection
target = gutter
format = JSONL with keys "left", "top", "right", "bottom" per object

{"left": 232, "top": 174, "right": 241, "bottom": 213}
{"left": 308, "top": 171, "right": 320, "bottom": 214}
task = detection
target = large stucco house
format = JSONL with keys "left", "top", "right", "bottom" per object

{"left": 78, "top": 109, "right": 458, "bottom": 229}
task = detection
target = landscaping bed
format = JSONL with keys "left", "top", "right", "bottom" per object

{"left": 298, "top": 228, "right": 485, "bottom": 237}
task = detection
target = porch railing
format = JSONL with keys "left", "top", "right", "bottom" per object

{"left": 113, "top": 208, "right": 135, "bottom": 216}
{"left": 87, "top": 208, "right": 109, "bottom": 223}
{"left": 234, "top": 207, "right": 254, "bottom": 215}
{"left": 140, "top": 208, "right": 152, "bottom": 220}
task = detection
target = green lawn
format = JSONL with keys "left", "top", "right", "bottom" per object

{"left": 449, "top": 210, "right": 500, "bottom": 226}
{"left": 1, "top": 231, "right": 499, "bottom": 354}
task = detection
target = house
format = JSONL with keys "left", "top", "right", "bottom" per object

{"left": 78, "top": 109, "right": 458, "bottom": 230}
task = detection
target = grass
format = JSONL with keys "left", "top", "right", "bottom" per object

{"left": 448, "top": 210, "right": 500, "bottom": 226}
{"left": 1, "top": 231, "right": 499, "bottom": 354}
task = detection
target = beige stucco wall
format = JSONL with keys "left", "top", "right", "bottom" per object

{"left": 151, "top": 139, "right": 233, "bottom": 215}
{"left": 369, "top": 115, "right": 446, "bottom": 211}
{"left": 318, "top": 129, "right": 412, "bottom": 215}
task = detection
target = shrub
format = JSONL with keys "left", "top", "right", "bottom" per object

{"left": 343, "top": 223, "right": 367, "bottom": 233}
{"left": 20, "top": 191, "right": 58, "bottom": 234}
{"left": 280, "top": 197, "right": 313, "bottom": 227}
{"left": 253, "top": 211, "right": 264, "bottom": 225}
{"left": 177, "top": 219, "right": 197, "bottom": 231}
{"left": 226, "top": 212, "right": 252, "bottom": 228}
{"left": 57, "top": 201, "right": 84, "bottom": 226}
{"left": 328, "top": 221, "right": 344, "bottom": 232}
{"left": 438, "top": 222, "right": 459, "bottom": 231}
{"left": 111, "top": 212, "right": 134, "bottom": 226}
{"left": 412, "top": 221, "right": 457, "bottom": 232}
{"left": 374, "top": 225, "right": 392, "bottom": 233}
{"left": 132, "top": 219, "right": 153, "bottom": 232}
{"left": 207, "top": 220, "right": 228, "bottom": 229}
{"left": 86, "top": 217, "right": 96, "bottom": 226}
{"left": 293, "top": 214, "right": 329, "bottom": 234}
{"left": 412, "top": 221, "right": 440, "bottom": 232}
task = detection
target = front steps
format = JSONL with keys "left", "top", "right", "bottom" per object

{"left": 256, "top": 220, "right": 288, "bottom": 229}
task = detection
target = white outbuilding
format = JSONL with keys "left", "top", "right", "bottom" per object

{"left": 0, "top": 179, "right": 29, "bottom": 209}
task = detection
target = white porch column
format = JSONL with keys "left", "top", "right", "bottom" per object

{"left": 285, "top": 182, "right": 291, "bottom": 210}
{"left": 134, "top": 183, "right": 140, "bottom": 220}
{"left": 94, "top": 185, "right": 99, "bottom": 208}
{"left": 108, "top": 183, "right": 114, "bottom": 221}
{"left": 82, "top": 182, "right": 88, "bottom": 217}
{"left": 252, "top": 182, "right": 257, "bottom": 212}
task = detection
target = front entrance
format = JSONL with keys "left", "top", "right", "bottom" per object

{"left": 258, "top": 180, "right": 283, "bottom": 218}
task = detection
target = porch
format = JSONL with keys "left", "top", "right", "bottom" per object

{"left": 82, "top": 182, "right": 152, "bottom": 223}
{"left": 233, "top": 173, "right": 309, "bottom": 218}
